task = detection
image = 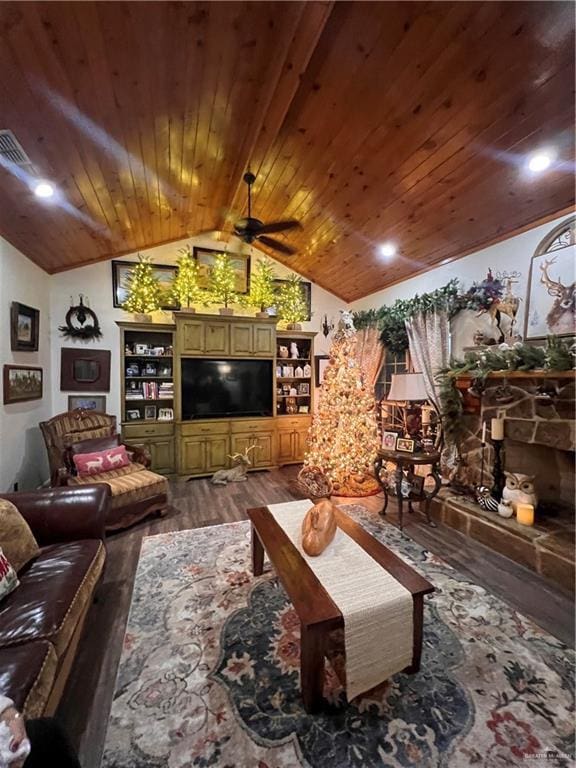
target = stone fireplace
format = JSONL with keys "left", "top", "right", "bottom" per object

{"left": 431, "top": 371, "right": 575, "bottom": 593}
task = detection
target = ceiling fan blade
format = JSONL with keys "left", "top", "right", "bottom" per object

{"left": 257, "top": 220, "right": 301, "bottom": 235}
{"left": 257, "top": 235, "right": 297, "bottom": 255}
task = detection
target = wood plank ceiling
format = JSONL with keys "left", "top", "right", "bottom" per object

{"left": 0, "top": 1, "right": 573, "bottom": 301}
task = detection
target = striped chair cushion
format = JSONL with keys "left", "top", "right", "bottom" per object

{"left": 68, "top": 464, "right": 167, "bottom": 509}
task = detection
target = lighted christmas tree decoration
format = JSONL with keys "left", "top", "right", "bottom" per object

{"left": 171, "top": 247, "right": 205, "bottom": 310}
{"left": 208, "top": 253, "right": 238, "bottom": 313}
{"left": 277, "top": 273, "right": 308, "bottom": 329}
{"left": 123, "top": 255, "right": 163, "bottom": 320}
{"left": 301, "top": 320, "right": 380, "bottom": 497}
{"left": 246, "top": 258, "right": 276, "bottom": 316}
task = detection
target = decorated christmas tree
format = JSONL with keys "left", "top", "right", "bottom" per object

{"left": 123, "top": 256, "right": 163, "bottom": 316}
{"left": 171, "top": 247, "right": 205, "bottom": 309}
{"left": 302, "top": 319, "right": 380, "bottom": 496}
{"left": 246, "top": 258, "right": 276, "bottom": 314}
{"left": 277, "top": 274, "right": 308, "bottom": 328}
{"left": 208, "top": 253, "right": 237, "bottom": 309}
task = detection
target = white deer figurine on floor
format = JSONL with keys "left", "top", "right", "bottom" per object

{"left": 210, "top": 444, "right": 260, "bottom": 485}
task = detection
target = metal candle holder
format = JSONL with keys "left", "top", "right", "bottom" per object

{"left": 491, "top": 438, "right": 505, "bottom": 501}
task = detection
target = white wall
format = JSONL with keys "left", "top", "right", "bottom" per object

{"left": 350, "top": 213, "right": 573, "bottom": 357}
{"left": 50, "top": 235, "right": 343, "bottom": 424}
{"left": 0, "top": 237, "right": 52, "bottom": 491}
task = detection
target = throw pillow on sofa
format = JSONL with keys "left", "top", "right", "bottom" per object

{"left": 0, "top": 547, "right": 19, "bottom": 600}
{"left": 73, "top": 446, "right": 130, "bottom": 477}
{"left": 0, "top": 500, "right": 40, "bottom": 572}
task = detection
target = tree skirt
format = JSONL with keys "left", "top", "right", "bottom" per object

{"left": 102, "top": 507, "right": 575, "bottom": 768}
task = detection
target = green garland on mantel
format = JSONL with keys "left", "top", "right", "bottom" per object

{"left": 352, "top": 277, "right": 506, "bottom": 355}
{"left": 438, "top": 337, "right": 575, "bottom": 443}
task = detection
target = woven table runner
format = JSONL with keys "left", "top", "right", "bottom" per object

{"left": 267, "top": 500, "right": 414, "bottom": 700}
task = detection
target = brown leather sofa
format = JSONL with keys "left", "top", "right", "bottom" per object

{"left": 0, "top": 485, "right": 108, "bottom": 717}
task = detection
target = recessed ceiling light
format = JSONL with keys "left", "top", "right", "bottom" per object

{"left": 378, "top": 242, "right": 397, "bottom": 258}
{"left": 33, "top": 181, "right": 54, "bottom": 198}
{"left": 527, "top": 151, "right": 553, "bottom": 173}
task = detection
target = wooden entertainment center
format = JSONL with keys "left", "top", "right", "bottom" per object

{"left": 118, "top": 314, "right": 316, "bottom": 477}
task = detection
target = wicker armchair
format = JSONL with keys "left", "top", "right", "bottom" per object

{"left": 40, "top": 409, "right": 168, "bottom": 530}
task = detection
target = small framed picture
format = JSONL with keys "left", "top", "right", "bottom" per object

{"left": 382, "top": 431, "right": 398, "bottom": 450}
{"left": 68, "top": 395, "right": 106, "bottom": 412}
{"left": 11, "top": 303, "right": 39, "bottom": 352}
{"left": 152, "top": 347, "right": 165, "bottom": 356}
{"left": 396, "top": 437, "right": 415, "bottom": 453}
{"left": 3, "top": 365, "right": 43, "bottom": 404}
{"left": 126, "top": 409, "right": 141, "bottom": 420}
{"left": 408, "top": 475, "right": 425, "bottom": 495}
{"left": 158, "top": 407, "right": 174, "bottom": 421}
{"left": 126, "top": 364, "right": 140, "bottom": 377}
{"left": 315, "top": 355, "right": 330, "bottom": 386}
{"left": 144, "top": 405, "right": 157, "bottom": 420}
{"left": 135, "top": 344, "right": 149, "bottom": 355}
{"left": 298, "top": 405, "right": 310, "bottom": 413}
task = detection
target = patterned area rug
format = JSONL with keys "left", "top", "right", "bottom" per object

{"left": 101, "top": 506, "right": 575, "bottom": 768}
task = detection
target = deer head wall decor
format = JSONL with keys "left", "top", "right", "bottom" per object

{"left": 539, "top": 256, "right": 576, "bottom": 335}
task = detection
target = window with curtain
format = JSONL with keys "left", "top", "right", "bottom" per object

{"left": 375, "top": 350, "right": 412, "bottom": 428}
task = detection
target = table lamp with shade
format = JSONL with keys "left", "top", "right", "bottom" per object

{"left": 387, "top": 372, "right": 429, "bottom": 446}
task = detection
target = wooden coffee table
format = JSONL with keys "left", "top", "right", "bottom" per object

{"left": 247, "top": 504, "right": 434, "bottom": 712}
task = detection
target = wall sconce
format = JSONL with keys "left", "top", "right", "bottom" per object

{"left": 321, "top": 314, "right": 334, "bottom": 337}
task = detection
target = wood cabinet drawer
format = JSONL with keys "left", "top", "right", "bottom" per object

{"left": 230, "top": 418, "right": 275, "bottom": 434}
{"left": 179, "top": 420, "right": 229, "bottom": 437}
{"left": 123, "top": 422, "right": 174, "bottom": 439}
{"left": 276, "top": 416, "right": 312, "bottom": 429}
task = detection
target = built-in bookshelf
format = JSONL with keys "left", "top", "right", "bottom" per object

{"left": 275, "top": 330, "right": 315, "bottom": 416}
{"left": 120, "top": 325, "right": 175, "bottom": 423}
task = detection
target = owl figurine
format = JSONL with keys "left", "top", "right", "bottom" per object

{"left": 502, "top": 472, "right": 538, "bottom": 512}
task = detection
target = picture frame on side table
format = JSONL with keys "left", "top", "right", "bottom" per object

{"left": 68, "top": 395, "right": 107, "bottom": 412}
{"left": 10, "top": 303, "right": 39, "bottom": 352}
{"left": 396, "top": 437, "right": 416, "bottom": 453}
{"left": 193, "top": 246, "right": 250, "bottom": 294}
{"left": 3, "top": 365, "right": 43, "bottom": 404}
{"left": 382, "top": 431, "right": 398, "bottom": 450}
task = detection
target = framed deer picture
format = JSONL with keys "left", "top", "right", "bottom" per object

{"left": 524, "top": 220, "right": 575, "bottom": 342}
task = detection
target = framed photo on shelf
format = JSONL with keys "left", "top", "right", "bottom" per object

{"left": 10, "top": 303, "right": 39, "bottom": 352}
{"left": 158, "top": 407, "right": 173, "bottom": 421}
{"left": 266, "top": 279, "right": 312, "bottom": 320}
{"left": 382, "top": 431, "right": 398, "bottom": 450}
{"left": 126, "top": 410, "right": 141, "bottom": 420}
{"left": 298, "top": 405, "right": 310, "bottom": 413}
{"left": 144, "top": 405, "right": 157, "bottom": 420}
{"left": 3, "top": 365, "right": 43, "bottom": 404}
{"left": 192, "top": 246, "right": 250, "bottom": 294}
{"left": 396, "top": 437, "right": 416, "bottom": 453}
{"left": 314, "top": 355, "right": 330, "bottom": 386}
{"left": 68, "top": 395, "right": 106, "bottom": 412}
{"left": 112, "top": 260, "right": 178, "bottom": 310}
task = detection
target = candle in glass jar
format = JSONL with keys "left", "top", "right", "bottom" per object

{"left": 516, "top": 503, "right": 535, "bottom": 526}
{"left": 491, "top": 417, "right": 504, "bottom": 441}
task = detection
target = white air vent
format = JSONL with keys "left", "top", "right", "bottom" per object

{"left": 0, "top": 130, "right": 32, "bottom": 167}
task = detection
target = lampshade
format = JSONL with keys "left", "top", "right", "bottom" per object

{"left": 387, "top": 372, "right": 428, "bottom": 402}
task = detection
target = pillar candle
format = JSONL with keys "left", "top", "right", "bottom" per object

{"left": 421, "top": 407, "right": 431, "bottom": 425}
{"left": 516, "top": 503, "right": 535, "bottom": 526}
{"left": 481, "top": 421, "right": 487, "bottom": 445}
{"left": 491, "top": 417, "right": 504, "bottom": 441}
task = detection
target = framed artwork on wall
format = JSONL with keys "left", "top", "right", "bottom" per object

{"left": 314, "top": 354, "right": 330, "bottom": 386}
{"left": 112, "top": 260, "right": 178, "bottom": 309}
{"left": 524, "top": 239, "right": 576, "bottom": 341}
{"left": 68, "top": 395, "right": 107, "bottom": 412}
{"left": 10, "top": 302, "right": 39, "bottom": 351}
{"left": 192, "top": 247, "right": 250, "bottom": 294}
{"left": 266, "top": 279, "right": 312, "bottom": 320}
{"left": 60, "top": 348, "right": 111, "bottom": 392}
{"left": 3, "top": 365, "right": 43, "bottom": 404}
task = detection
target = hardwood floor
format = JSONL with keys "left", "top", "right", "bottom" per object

{"left": 56, "top": 467, "right": 575, "bottom": 768}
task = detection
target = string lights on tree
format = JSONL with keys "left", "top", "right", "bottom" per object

{"left": 277, "top": 273, "right": 308, "bottom": 329}
{"left": 246, "top": 258, "right": 276, "bottom": 316}
{"left": 171, "top": 247, "right": 205, "bottom": 310}
{"left": 208, "top": 253, "right": 238, "bottom": 312}
{"left": 123, "top": 255, "right": 163, "bottom": 320}
{"left": 302, "top": 318, "right": 380, "bottom": 497}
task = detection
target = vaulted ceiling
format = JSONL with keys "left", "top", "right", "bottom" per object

{"left": 0, "top": 1, "right": 574, "bottom": 301}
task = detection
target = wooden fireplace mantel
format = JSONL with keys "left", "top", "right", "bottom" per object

{"left": 453, "top": 369, "right": 575, "bottom": 413}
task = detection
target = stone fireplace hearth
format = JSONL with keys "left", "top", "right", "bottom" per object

{"left": 435, "top": 371, "right": 575, "bottom": 593}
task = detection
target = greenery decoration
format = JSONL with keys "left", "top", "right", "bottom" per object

{"left": 245, "top": 258, "right": 276, "bottom": 313}
{"left": 208, "top": 253, "right": 238, "bottom": 308}
{"left": 171, "top": 247, "right": 205, "bottom": 309}
{"left": 277, "top": 274, "right": 308, "bottom": 326}
{"left": 437, "top": 338, "right": 575, "bottom": 443}
{"left": 123, "top": 255, "right": 163, "bottom": 315}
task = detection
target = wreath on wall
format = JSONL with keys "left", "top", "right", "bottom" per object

{"left": 58, "top": 295, "right": 103, "bottom": 340}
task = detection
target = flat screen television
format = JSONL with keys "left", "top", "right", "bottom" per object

{"left": 181, "top": 358, "right": 273, "bottom": 420}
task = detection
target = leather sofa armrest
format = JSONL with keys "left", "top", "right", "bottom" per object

{"left": 123, "top": 442, "right": 151, "bottom": 468}
{"left": 0, "top": 485, "right": 109, "bottom": 545}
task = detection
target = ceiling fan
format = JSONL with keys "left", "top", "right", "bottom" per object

{"left": 230, "top": 172, "right": 301, "bottom": 255}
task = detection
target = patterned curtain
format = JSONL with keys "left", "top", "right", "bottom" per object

{"left": 405, "top": 311, "right": 450, "bottom": 407}
{"left": 355, "top": 327, "right": 384, "bottom": 388}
